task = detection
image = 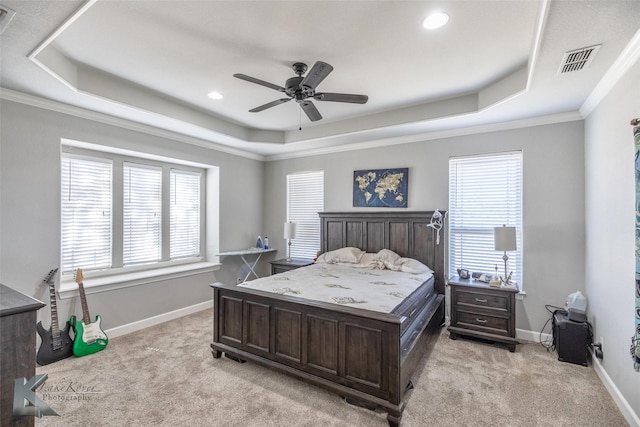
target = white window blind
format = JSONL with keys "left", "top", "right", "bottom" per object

{"left": 170, "top": 169, "right": 201, "bottom": 259}
{"left": 123, "top": 163, "right": 162, "bottom": 265}
{"left": 287, "top": 171, "right": 324, "bottom": 259}
{"left": 449, "top": 152, "right": 522, "bottom": 285}
{"left": 61, "top": 155, "right": 113, "bottom": 273}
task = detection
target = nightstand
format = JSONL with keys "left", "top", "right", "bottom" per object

{"left": 447, "top": 276, "right": 519, "bottom": 352}
{"left": 270, "top": 258, "right": 314, "bottom": 275}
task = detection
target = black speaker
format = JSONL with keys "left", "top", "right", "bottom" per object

{"left": 554, "top": 312, "right": 590, "bottom": 366}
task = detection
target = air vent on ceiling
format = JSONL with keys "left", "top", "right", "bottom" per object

{"left": 558, "top": 44, "right": 601, "bottom": 74}
{"left": 0, "top": 5, "right": 16, "bottom": 35}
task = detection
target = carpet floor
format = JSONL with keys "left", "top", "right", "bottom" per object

{"left": 34, "top": 308, "right": 627, "bottom": 426}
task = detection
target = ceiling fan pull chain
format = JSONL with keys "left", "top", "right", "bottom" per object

{"left": 299, "top": 105, "right": 302, "bottom": 131}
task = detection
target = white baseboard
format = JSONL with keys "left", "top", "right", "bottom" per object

{"left": 590, "top": 349, "right": 640, "bottom": 427}
{"left": 105, "top": 300, "right": 213, "bottom": 339}
{"left": 516, "top": 327, "right": 552, "bottom": 344}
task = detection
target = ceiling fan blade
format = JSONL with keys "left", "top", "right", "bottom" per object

{"left": 314, "top": 93, "right": 369, "bottom": 104}
{"left": 249, "top": 98, "right": 291, "bottom": 112}
{"left": 234, "top": 74, "right": 285, "bottom": 92}
{"left": 300, "top": 61, "right": 333, "bottom": 91}
{"left": 300, "top": 100, "right": 322, "bottom": 122}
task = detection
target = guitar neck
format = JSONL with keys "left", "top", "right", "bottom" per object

{"left": 77, "top": 282, "right": 92, "bottom": 325}
{"left": 48, "top": 282, "right": 61, "bottom": 337}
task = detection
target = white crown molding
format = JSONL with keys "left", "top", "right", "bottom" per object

{"left": 526, "top": 0, "right": 551, "bottom": 91}
{"left": 2, "top": 87, "right": 583, "bottom": 164}
{"left": 0, "top": 88, "right": 265, "bottom": 161}
{"left": 580, "top": 27, "right": 640, "bottom": 117}
{"left": 265, "top": 111, "right": 583, "bottom": 161}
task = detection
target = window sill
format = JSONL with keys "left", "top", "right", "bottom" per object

{"left": 58, "top": 261, "right": 220, "bottom": 299}
{"left": 516, "top": 290, "right": 526, "bottom": 300}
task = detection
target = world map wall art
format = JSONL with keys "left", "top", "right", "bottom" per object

{"left": 353, "top": 168, "right": 408, "bottom": 208}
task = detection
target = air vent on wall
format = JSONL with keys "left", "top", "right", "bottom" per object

{"left": 0, "top": 5, "right": 16, "bottom": 35}
{"left": 558, "top": 44, "right": 601, "bottom": 74}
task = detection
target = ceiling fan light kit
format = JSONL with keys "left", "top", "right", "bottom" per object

{"left": 234, "top": 61, "right": 368, "bottom": 123}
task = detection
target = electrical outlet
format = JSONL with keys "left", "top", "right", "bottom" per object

{"left": 600, "top": 336, "right": 604, "bottom": 351}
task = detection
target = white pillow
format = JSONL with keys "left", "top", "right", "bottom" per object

{"left": 319, "top": 247, "right": 365, "bottom": 264}
{"left": 373, "top": 249, "right": 401, "bottom": 269}
{"left": 356, "top": 252, "right": 376, "bottom": 267}
{"left": 395, "top": 257, "right": 432, "bottom": 274}
{"left": 315, "top": 252, "right": 330, "bottom": 263}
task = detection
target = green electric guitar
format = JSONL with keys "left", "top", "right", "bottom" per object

{"left": 69, "top": 268, "right": 108, "bottom": 357}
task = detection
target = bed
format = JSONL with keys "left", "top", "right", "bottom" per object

{"left": 210, "top": 211, "right": 446, "bottom": 426}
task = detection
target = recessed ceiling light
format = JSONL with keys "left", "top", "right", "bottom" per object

{"left": 207, "top": 91, "right": 223, "bottom": 100}
{"left": 422, "top": 12, "right": 449, "bottom": 30}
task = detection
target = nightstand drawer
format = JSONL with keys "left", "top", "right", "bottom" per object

{"left": 456, "top": 310, "right": 510, "bottom": 336}
{"left": 456, "top": 290, "right": 509, "bottom": 312}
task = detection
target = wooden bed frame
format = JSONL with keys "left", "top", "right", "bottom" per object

{"left": 210, "top": 211, "right": 446, "bottom": 426}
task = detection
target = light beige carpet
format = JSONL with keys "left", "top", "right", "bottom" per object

{"left": 34, "top": 308, "right": 627, "bottom": 426}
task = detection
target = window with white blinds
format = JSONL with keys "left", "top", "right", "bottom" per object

{"left": 287, "top": 170, "right": 324, "bottom": 259}
{"left": 123, "top": 163, "right": 162, "bottom": 265}
{"left": 170, "top": 169, "right": 201, "bottom": 259}
{"left": 61, "top": 155, "right": 113, "bottom": 273}
{"left": 61, "top": 148, "right": 204, "bottom": 275}
{"left": 448, "top": 152, "right": 522, "bottom": 286}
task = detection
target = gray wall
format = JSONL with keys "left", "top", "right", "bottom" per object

{"left": 585, "top": 57, "right": 640, "bottom": 417}
{"left": 264, "top": 120, "right": 586, "bottom": 335}
{"left": 0, "top": 100, "right": 265, "bottom": 330}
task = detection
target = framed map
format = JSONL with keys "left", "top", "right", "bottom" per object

{"left": 353, "top": 168, "right": 408, "bottom": 208}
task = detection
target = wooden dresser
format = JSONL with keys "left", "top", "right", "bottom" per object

{"left": 447, "top": 277, "right": 519, "bottom": 352}
{"left": 1, "top": 284, "right": 45, "bottom": 427}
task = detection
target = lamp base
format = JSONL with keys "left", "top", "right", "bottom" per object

{"left": 286, "top": 240, "right": 292, "bottom": 262}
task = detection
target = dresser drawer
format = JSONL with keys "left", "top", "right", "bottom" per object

{"left": 456, "top": 290, "right": 509, "bottom": 312}
{"left": 455, "top": 310, "right": 510, "bottom": 336}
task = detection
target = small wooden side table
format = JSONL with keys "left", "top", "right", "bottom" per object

{"left": 270, "top": 258, "right": 314, "bottom": 275}
{"left": 447, "top": 276, "right": 519, "bottom": 352}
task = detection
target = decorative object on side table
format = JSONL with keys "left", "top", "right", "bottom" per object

{"left": 353, "top": 168, "right": 408, "bottom": 208}
{"left": 494, "top": 224, "right": 517, "bottom": 288}
{"left": 284, "top": 222, "right": 296, "bottom": 261}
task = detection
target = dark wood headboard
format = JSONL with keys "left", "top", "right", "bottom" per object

{"left": 319, "top": 211, "right": 447, "bottom": 294}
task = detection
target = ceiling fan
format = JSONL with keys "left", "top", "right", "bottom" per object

{"left": 233, "top": 61, "right": 368, "bottom": 122}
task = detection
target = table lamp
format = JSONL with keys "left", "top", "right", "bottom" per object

{"left": 494, "top": 225, "right": 516, "bottom": 286}
{"left": 284, "top": 222, "right": 296, "bottom": 261}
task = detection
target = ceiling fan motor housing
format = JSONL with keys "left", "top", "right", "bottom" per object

{"left": 286, "top": 76, "right": 307, "bottom": 99}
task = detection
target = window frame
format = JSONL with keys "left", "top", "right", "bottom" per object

{"left": 59, "top": 142, "right": 216, "bottom": 298}
{"left": 286, "top": 170, "right": 324, "bottom": 260}
{"left": 448, "top": 151, "right": 523, "bottom": 288}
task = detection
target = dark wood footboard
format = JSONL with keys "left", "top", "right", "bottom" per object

{"left": 210, "top": 282, "right": 444, "bottom": 425}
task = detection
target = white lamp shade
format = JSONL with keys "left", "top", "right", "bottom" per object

{"left": 284, "top": 222, "right": 297, "bottom": 240}
{"left": 494, "top": 225, "right": 516, "bottom": 251}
